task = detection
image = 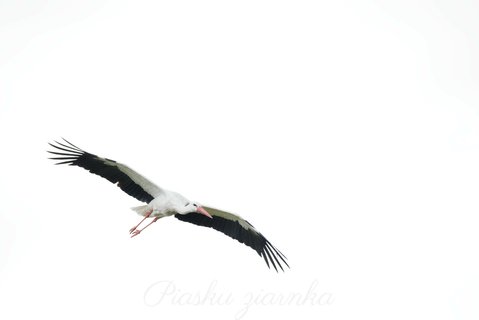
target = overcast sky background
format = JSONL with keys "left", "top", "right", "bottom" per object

{"left": 1, "top": 1, "right": 479, "bottom": 319}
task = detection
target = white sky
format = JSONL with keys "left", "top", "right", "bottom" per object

{"left": 1, "top": 1, "right": 479, "bottom": 319}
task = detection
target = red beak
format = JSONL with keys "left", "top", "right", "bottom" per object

{"left": 196, "top": 206, "right": 213, "bottom": 219}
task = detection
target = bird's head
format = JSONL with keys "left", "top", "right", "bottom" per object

{"left": 176, "top": 201, "right": 213, "bottom": 218}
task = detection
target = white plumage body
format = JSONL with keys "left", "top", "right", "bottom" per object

{"left": 131, "top": 190, "right": 190, "bottom": 218}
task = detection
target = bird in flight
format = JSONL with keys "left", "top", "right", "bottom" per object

{"left": 48, "top": 139, "right": 289, "bottom": 271}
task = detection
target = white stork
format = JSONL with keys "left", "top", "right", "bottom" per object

{"left": 48, "top": 139, "right": 289, "bottom": 271}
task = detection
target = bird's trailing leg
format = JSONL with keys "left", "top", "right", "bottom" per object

{"left": 129, "top": 209, "right": 153, "bottom": 234}
{"left": 130, "top": 217, "right": 159, "bottom": 238}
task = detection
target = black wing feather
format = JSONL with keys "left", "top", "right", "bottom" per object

{"left": 175, "top": 210, "right": 289, "bottom": 271}
{"left": 48, "top": 139, "right": 154, "bottom": 203}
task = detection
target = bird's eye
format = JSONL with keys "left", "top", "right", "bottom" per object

{"left": 193, "top": 204, "right": 198, "bottom": 207}
{"left": 185, "top": 202, "right": 190, "bottom": 207}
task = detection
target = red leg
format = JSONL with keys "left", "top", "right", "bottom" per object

{"left": 129, "top": 209, "right": 153, "bottom": 234}
{"left": 130, "top": 217, "right": 159, "bottom": 238}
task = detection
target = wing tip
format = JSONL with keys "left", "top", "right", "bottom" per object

{"left": 47, "top": 139, "right": 85, "bottom": 165}
{"left": 261, "top": 240, "right": 289, "bottom": 272}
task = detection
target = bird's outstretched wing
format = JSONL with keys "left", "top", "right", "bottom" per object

{"left": 175, "top": 206, "right": 289, "bottom": 271}
{"left": 48, "top": 139, "right": 163, "bottom": 203}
